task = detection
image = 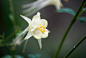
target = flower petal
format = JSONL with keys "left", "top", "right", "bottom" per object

{"left": 41, "top": 31, "right": 48, "bottom": 38}
{"left": 32, "top": 15, "right": 40, "bottom": 21}
{"left": 11, "top": 33, "right": 24, "bottom": 45}
{"left": 23, "top": 5, "right": 37, "bottom": 14}
{"left": 41, "top": 19, "right": 48, "bottom": 27}
{"left": 37, "top": 12, "right": 41, "bottom": 17}
{"left": 26, "top": 1, "right": 48, "bottom": 16}
{"left": 30, "top": 21, "right": 39, "bottom": 29}
{"left": 45, "top": 29, "right": 50, "bottom": 33}
{"left": 11, "top": 27, "right": 30, "bottom": 45}
{"left": 32, "top": 29, "right": 42, "bottom": 39}
{"left": 22, "top": 26, "right": 29, "bottom": 34}
{"left": 22, "top": 1, "right": 37, "bottom": 8}
{"left": 31, "top": 14, "right": 41, "bottom": 28}
{"left": 22, "top": 0, "right": 42, "bottom": 8}
{"left": 37, "top": 39, "right": 42, "bottom": 49}
{"left": 20, "top": 15, "right": 31, "bottom": 24}
{"left": 24, "top": 32, "right": 32, "bottom": 40}
{"left": 56, "top": 0, "right": 63, "bottom": 10}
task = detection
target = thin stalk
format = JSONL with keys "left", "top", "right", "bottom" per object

{"left": 8, "top": 0, "right": 16, "bottom": 37}
{"left": 53, "top": 0, "right": 86, "bottom": 58}
{"left": 18, "top": 20, "right": 24, "bottom": 31}
{"left": 4, "top": 42, "right": 14, "bottom": 58}
{"left": 64, "top": 36, "right": 86, "bottom": 58}
{"left": 0, "top": 42, "right": 11, "bottom": 47}
{"left": 4, "top": 30, "right": 17, "bottom": 42}
{"left": 9, "top": 0, "right": 16, "bottom": 24}
{"left": 2, "top": 36, "right": 14, "bottom": 58}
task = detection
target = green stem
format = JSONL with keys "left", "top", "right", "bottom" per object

{"left": 53, "top": 0, "right": 86, "bottom": 58}
{"left": 18, "top": 20, "right": 24, "bottom": 31}
{"left": 4, "top": 30, "right": 17, "bottom": 42}
{"left": 9, "top": 0, "right": 16, "bottom": 24}
{"left": 4, "top": 42, "right": 14, "bottom": 58}
{"left": 0, "top": 42, "right": 11, "bottom": 47}
{"left": 2, "top": 36, "right": 14, "bottom": 58}
{"left": 64, "top": 36, "right": 86, "bottom": 58}
{"left": 8, "top": 0, "right": 16, "bottom": 37}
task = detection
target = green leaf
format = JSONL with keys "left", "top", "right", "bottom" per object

{"left": 1, "top": 55, "right": 11, "bottom": 58}
{"left": 28, "top": 54, "right": 35, "bottom": 58}
{"left": 77, "top": 17, "right": 86, "bottom": 23}
{"left": 14, "top": 55, "right": 24, "bottom": 58}
{"left": 35, "top": 54, "right": 41, "bottom": 58}
{"left": 28, "top": 54, "right": 41, "bottom": 58}
{"left": 1, "top": 55, "right": 24, "bottom": 58}
{"left": 82, "top": 8, "right": 86, "bottom": 12}
{"left": 57, "top": 8, "right": 75, "bottom": 15}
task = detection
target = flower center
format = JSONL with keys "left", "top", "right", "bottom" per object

{"left": 38, "top": 25, "right": 46, "bottom": 34}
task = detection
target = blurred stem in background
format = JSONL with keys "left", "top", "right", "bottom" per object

{"left": 1, "top": 33, "right": 14, "bottom": 58}
{"left": 53, "top": 0, "right": 86, "bottom": 58}
{"left": 8, "top": 0, "right": 16, "bottom": 34}
{"left": 4, "top": 42, "right": 14, "bottom": 58}
{"left": 9, "top": 0, "right": 25, "bottom": 31}
{"left": 4, "top": 29, "right": 17, "bottom": 42}
{"left": 64, "top": 36, "right": 86, "bottom": 58}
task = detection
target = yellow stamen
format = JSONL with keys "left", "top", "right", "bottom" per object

{"left": 38, "top": 25, "right": 46, "bottom": 34}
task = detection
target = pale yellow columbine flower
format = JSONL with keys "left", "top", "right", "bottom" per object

{"left": 22, "top": 0, "right": 63, "bottom": 16}
{"left": 12, "top": 12, "right": 50, "bottom": 52}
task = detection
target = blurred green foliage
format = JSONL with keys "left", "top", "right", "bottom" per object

{"left": 1, "top": 55, "right": 24, "bottom": 58}
{"left": 77, "top": 17, "right": 86, "bottom": 23}
{"left": 57, "top": 8, "right": 75, "bottom": 15}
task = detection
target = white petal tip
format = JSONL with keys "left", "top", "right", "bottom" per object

{"left": 20, "top": 15, "right": 24, "bottom": 18}
{"left": 37, "top": 12, "right": 41, "bottom": 16}
{"left": 20, "top": 14, "right": 31, "bottom": 23}
{"left": 20, "top": 14, "right": 21, "bottom": 16}
{"left": 20, "top": 14, "right": 23, "bottom": 17}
